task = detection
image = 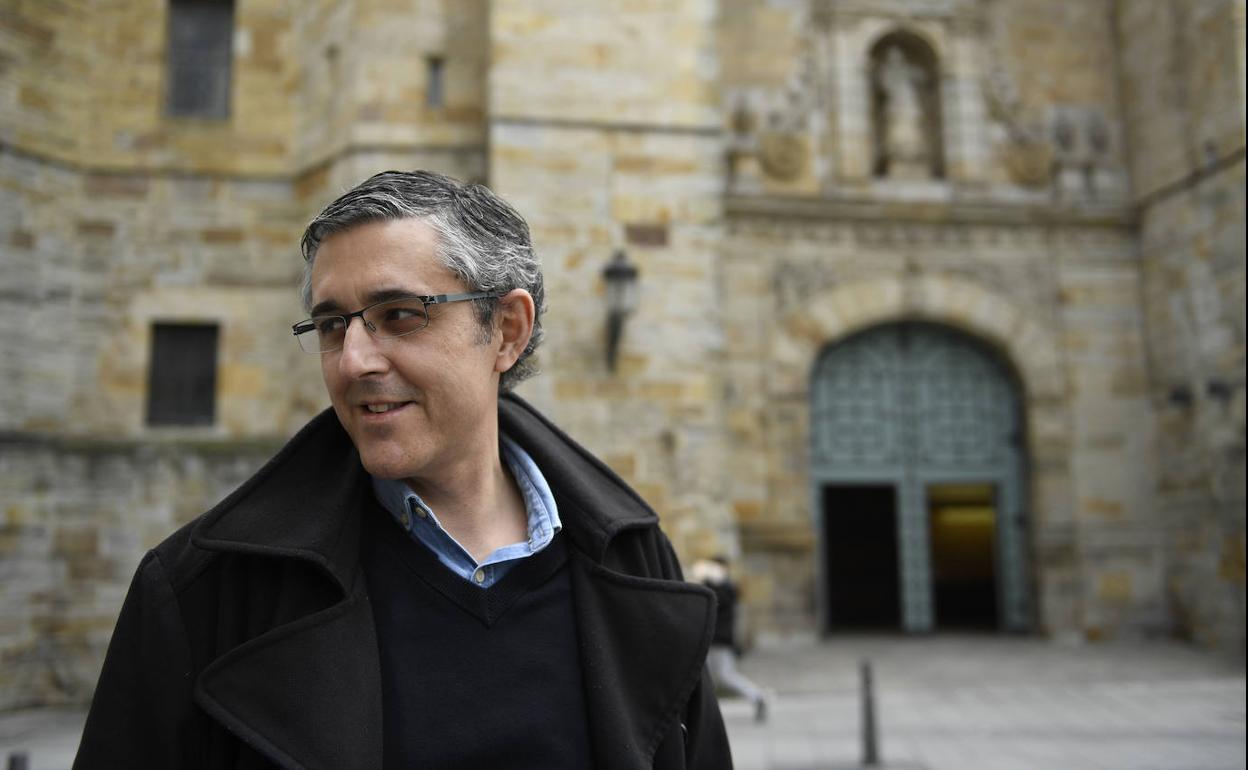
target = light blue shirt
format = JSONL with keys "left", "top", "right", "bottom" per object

{"left": 371, "top": 436, "right": 562, "bottom": 589}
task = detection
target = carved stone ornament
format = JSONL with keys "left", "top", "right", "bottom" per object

{"left": 999, "top": 139, "right": 1052, "bottom": 188}
{"left": 757, "top": 132, "right": 807, "bottom": 181}
{"left": 876, "top": 46, "right": 932, "bottom": 176}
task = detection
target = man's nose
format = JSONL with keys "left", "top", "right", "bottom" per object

{"left": 337, "top": 317, "right": 388, "bottom": 377}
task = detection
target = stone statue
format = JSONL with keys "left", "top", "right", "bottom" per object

{"left": 876, "top": 46, "right": 931, "bottom": 177}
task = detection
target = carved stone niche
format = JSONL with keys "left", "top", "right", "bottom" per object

{"left": 870, "top": 30, "right": 944, "bottom": 180}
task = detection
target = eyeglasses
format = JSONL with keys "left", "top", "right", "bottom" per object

{"left": 292, "top": 292, "right": 499, "bottom": 353}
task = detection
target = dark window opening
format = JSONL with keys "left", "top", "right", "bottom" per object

{"left": 822, "top": 484, "right": 902, "bottom": 631}
{"left": 166, "top": 0, "right": 235, "bottom": 119}
{"left": 147, "top": 323, "right": 219, "bottom": 426}
{"left": 426, "top": 55, "right": 445, "bottom": 109}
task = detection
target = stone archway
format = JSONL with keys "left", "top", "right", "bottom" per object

{"left": 772, "top": 274, "right": 1065, "bottom": 403}
{"left": 767, "top": 274, "right": 1072, "bottom": 635}
{"left": 811, "top": 322, "right": 1028, "bottom": 632}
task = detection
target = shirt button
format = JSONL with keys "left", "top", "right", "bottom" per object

{"left": 399, "top": 511, "right": 411, "bottom": 529}
{"left": 473, "top": 568, "right": 486, "bottom": 584}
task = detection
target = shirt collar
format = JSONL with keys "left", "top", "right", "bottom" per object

{"left": 500, "top": 434, "right": 562, "bottom": 549}
{"left": 370, "top": 436, "right": 562, "bottom": 559}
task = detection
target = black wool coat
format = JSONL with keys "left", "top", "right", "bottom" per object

{"left": 74, "top": 394, "right": 732, "bottom": 770}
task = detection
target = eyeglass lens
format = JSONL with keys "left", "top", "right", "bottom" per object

{"left": 299, "top": 298, "right": 431, "bottom": 353}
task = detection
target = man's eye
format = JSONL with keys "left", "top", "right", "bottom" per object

{"left": 383, "top": 306, "right": 427, "bottom": 322}
{"left": 315, "top": 317, "right": 345, "bottom": 333}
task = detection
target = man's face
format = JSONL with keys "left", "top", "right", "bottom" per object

{"left": 310, "top": 217, "right": 503, "bottom": 485}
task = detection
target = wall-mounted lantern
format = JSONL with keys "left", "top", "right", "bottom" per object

{"left": 603, "top": 249, "right": 639, "bottom": 372}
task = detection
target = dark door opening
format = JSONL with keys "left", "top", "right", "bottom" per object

{"left": 927, "top": 484, "right": 998, "bottom": 629}
{"left": 822, "top": 485, "right": 901, "bottom": 631}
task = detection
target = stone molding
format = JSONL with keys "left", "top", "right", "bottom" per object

{"left": 0, "top": 138, "right": 486, "bottom": 183}
{"left": 0, "top": 430, "right": 288, "bottom": 454}
{"left": 726, "top": 193, "right": 1134, "bottom": 229}
{"left": 491, "top": 114, "right": 721, "bottom": 137}
{"left": 774, "top": 274, "right": 1065, "bottom": 403}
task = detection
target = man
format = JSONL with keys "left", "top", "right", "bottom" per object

{"left": 75, "top": 171, "right": 732, "bottom": 769}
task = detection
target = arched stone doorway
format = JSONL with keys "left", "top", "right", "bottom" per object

{"left": 811, "top": 322, "right": 1031, "bottom": 633}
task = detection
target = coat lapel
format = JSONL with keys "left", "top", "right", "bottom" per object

{"left": 500, "top": 395, "right": 719, "bottom": 768}
{"left": 193, "top": 579, "right": 383, "bottom": 770}
{"left": 189, "top": 410, "right": 384, "bottom": 769}
{"left": 570, "top": 550, "right": 716, "bottom": 770}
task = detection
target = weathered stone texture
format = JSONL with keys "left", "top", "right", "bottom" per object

{"left": 494, "top": 123, "right": 735, "bottom": 564}
{"left": 1116, "top": 0, "right": 1245, "bottom": 200}
{"left": 491, "top": 0, "right": 720, "bottom": 128}
{"left": 0, "top": 2, "right": 91, "bottom": 163}
{"left": 1116, "top": 0, "right": 1247, "bottom": 655}
{"left": 490, "top": 0, "right": 735, "bottom": 565}
{"left": 0, "top": 436, "right": 278, "bottom": 710}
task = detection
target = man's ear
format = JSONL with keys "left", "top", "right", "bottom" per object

{"left": 494, "top": 289, "right": 536, "bottom": 374}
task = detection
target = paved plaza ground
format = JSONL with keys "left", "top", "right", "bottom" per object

{"left": 720, "top": 634, "right": 1245, "bottom": 770}
{"left": 2, "top": 634, "right": 1244, "bottom": 769}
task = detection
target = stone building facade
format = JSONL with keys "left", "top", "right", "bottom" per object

{"left": 1, "top": 0, "right": 1243, "bottom": 709}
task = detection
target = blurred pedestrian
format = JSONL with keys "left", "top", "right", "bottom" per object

{"left": 693, "top": 555, "right": 770, "bottom": 723}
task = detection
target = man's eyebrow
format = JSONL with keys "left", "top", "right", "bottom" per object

{"left": 309, "top": 298, "right": 342, "bottom": 317}
{"left": 309, "top": 288, "right": 431, "bottom": 317}
{"left": 366, "top": 287, "right": 430, "bottom": 305}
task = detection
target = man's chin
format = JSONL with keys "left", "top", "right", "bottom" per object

{"left": 359, "top": 458, "right": 419, "bottom": 482}
{"left": 354, "top": 443, "right": 425, "bottom": 482}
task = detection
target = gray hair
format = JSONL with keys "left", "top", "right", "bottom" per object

{"left": 299, "top": 170, "right": 545, "bottom": 392}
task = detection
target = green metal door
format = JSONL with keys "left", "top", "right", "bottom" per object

{"left": 811, "top": 323, "right": 1030, "bottom": 632}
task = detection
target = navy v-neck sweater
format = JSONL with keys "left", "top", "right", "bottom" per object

{"left": 361, "top": 500, "right": 594, "bottom": 769}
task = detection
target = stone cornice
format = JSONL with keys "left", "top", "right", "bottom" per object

{"left": 0, "top": 429, "right": 287, "bottom": 455}
{"left": 0, "top": 139, "right": 485, "bottom": 184}
{"left": 725, "top": 193, "right": 1136, "bottom": 230}
{"left": 491, "top": 114, "right": 722, "bottom": 138}
{"left": 818, "top": 0, "right": 981, "bottom": 24}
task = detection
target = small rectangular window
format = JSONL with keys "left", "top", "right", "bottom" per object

{"left": 147, "top": 323, "right": 220, "bottom": 426}
{"left": 426, "top": 55, "right": 445, "bottom": 109}
{"left": 166, "top": 0, "right": 235, "bottom": 119}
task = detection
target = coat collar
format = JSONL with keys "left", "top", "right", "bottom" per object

{"left": 192, "top": 395, "right": 660, "bottom": 574}
{"left": 188, "top": 397, "right": 713, "bottom": 770}
{"left": 500, "top": 395, "right": 717, "bottom": 766}
{"left": 497, "top": 393, "right": 661, "bottom": 559}
{"left": 191, "top": 407, "right": 366, "bottom": 595}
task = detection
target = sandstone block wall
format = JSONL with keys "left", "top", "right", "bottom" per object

{"left": 491, "top": 0, "right": 737, "bottom": 563}
{"left": 0, "top": 437, "right": 279, "bottom": 710}
{"left": 1115, "top": 0, "right": 1247, "bottom": 655}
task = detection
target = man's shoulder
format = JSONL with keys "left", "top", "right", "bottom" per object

{"left": 147, "top": 408, "right": 356, "bottom": 590}
{"left": 144, "top": 509, "right": 218, "bottom": 592}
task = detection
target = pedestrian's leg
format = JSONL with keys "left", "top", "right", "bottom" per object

{"left": 707, "top": 647, "right": 768, "bottom": 722}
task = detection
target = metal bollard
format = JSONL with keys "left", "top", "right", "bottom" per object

{"left": 7, "top": 752, "right": 30, "bottom": 770}
{"left": 860, "top": 659, "right": 880, "bottom": 767}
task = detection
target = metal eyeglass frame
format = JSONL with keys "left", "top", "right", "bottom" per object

{"left": 292, "top": 291, "right": 500, "bottom": 353}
